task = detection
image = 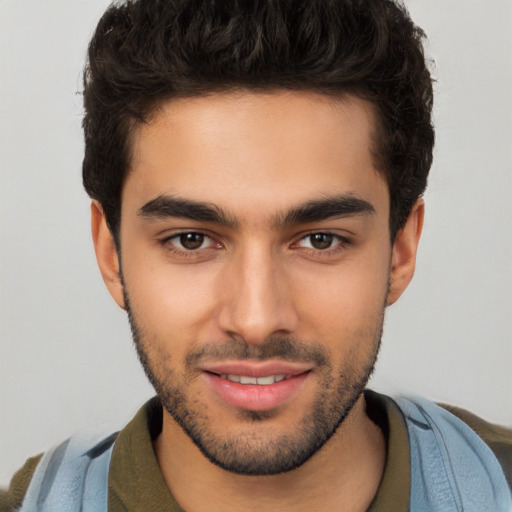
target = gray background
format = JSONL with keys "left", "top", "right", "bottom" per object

{"left": 1, "top": 0, "right": 511, "bottom": 486}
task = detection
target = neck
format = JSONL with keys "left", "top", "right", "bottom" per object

{"left": 154, "top": 394, "right": 386, "bottom": 512}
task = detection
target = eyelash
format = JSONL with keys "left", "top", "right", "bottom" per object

{"left": 160, "top": 232, "right": 218, "bottom": 258}
{"left": 159, "top": 231, "right": 352, "bottom": 258}
{"left": 293, "top": 232, "right": 351, "bottom": 257}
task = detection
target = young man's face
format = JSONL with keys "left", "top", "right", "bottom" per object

{"left": 93, "top": 91, "right": 422, "bottom": 474}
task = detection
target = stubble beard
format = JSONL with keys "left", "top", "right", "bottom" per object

{"left": 124, "top": 290, "right": 383, "bottom": 476}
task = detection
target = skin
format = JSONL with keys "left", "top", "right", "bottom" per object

{"left": 92, "top": 90, "right": 423, "bottom": 511}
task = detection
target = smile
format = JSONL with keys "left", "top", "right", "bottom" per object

{"left": 204, "top": 368, "right": 311, "bottom": 411}
{"left": 219, "top": 374, "right": 290, "bottom": 385}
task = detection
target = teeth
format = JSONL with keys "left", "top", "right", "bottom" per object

{"left": 256, "top": 375, "right": 275, "bottom": 385}
{"left": 220, "top": 374, "right": 288, "bottom": 385}
{"left": 240, "top": 375, "right": 258, "bottom": 384}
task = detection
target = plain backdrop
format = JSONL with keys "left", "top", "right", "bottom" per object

{"left": 1, "top": 0, "right": 511, "bottom": 486}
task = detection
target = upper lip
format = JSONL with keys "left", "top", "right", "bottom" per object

{"left": 200, "top": 360, "right": 313, "bottom": 378}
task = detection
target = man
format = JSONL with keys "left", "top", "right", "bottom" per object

{"left": 2, "top": 0, "right": 511, "bottom": 511}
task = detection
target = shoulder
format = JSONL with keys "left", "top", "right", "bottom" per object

{"left": 0, "top": 454, "right": 42, "bottom": 512}
{"left": 1, "top": 432, "right": 117, "bottom": 512}
{"left": 440, "top": 403, "right": 512, "bottom": 488}
{"left": 393, "top": 395, "right": 512, "bottom": 510}
{"left": 0, "top": 399, "right": 158, "bottom": 512}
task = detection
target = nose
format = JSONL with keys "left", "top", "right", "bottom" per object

{"left": 216, "top": 244, "right": 298, "bottom": 344}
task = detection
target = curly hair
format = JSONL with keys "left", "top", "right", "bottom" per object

{"left": 82, "top": 0, "right": 434, "bottom": 241}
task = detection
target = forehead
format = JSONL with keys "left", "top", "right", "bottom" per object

{"left": 124, "top": 90, "right": 388, "bottom": 222}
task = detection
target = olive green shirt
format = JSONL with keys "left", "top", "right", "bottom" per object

{"left": 2, "top": 391, "right": 511, "bottom": 511}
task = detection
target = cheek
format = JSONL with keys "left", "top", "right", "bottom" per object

{"left": 291, "top": 257, "right": 390, "bottom": 337}
{"left": 121, "top": 250, "right": 220, "bottom": 340}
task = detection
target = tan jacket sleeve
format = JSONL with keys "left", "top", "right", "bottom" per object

{"left": 0, "top": 454, "right": 42, "bottom": 512}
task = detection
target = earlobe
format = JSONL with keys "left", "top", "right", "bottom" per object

{"left": 387, "top": 199, "right": 424, "bottom": 306}
{"left": 91, "top": 200, "right": 126, "bottom": 309}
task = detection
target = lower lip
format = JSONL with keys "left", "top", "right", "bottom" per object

{"left": 204, "top": 372, "right": 310, "bottom": 411}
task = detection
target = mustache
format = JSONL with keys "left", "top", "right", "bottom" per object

{"left": 185, "top": 337, "right": 329, "bottom": 369}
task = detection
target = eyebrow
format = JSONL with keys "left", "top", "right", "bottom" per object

{"left": 274, "top": 195, "right": 376, "bottom": 227}
{"left": 137, "top": 193, "right": 375, "bottom": 228}
{"left": 138, "top": 195, "right": 238, "bottom": 227}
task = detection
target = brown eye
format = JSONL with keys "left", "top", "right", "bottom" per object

{"left": 309, "top": 233, "right": 333, "bottom": 250}
{"left": 179, "top": 233, "right": 205, "bottom": 250}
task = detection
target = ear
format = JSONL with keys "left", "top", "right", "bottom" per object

{"left": 387, "top": 199, "right": 424, "bottom": 306}
{"left": 91, "top": 200, "right": 126, "bottom": 309}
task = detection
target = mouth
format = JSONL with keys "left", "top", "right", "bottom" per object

{"left": 201, "top": 361, "right": 312, "bottom": 411}
{"left": 217, "top": 374, "right": 291, "bottom": 385}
